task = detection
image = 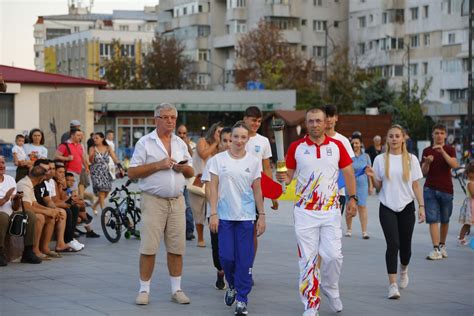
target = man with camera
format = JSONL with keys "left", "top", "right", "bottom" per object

{"left": 0, "top": 155, "right": 41, "bottom": 266}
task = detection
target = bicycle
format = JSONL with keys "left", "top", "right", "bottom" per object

{"left": 101, "top": 179, "right": 142, "bottom": 243}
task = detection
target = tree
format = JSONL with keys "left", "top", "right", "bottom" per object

{"left": 102, "top": 40, "right": 144, "bottom": 89}
{"left": 380, "top": 78, "right": 434, "bottom": 141}
{"left": 354, "top": 75, "right": 396, "bottom": 113}
{"left": 325, "top": 47, "right": 376, "bottom": 112}
{"left": 143, "top": 34, "right": 192, "bottom": 89}
{"left": 235, "top": 20, "right": 318, "bottom": 97}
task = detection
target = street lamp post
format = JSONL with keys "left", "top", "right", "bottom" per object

{"left": 468, "top": 0, "right": 473, "bottom": 149}
{"left": 205, "top": 59, "right": 226, "bottom": 91}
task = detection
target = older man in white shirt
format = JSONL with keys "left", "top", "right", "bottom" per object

{"left": 129, "top": 103, "right": 194, "bottom": 306}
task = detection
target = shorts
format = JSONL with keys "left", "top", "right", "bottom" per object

{"left": 423, "top": 187, "right": 453, "bottom": 224}
{"left": 79, "top": 169, "right": 90, "bottom": 188}
{"left": 139, "top": 192, "right": 186, "bottom": 256}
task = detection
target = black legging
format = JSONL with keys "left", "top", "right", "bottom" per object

{"left": 210, "top": 230, "right": 222, "bottom": 271}
{"left": 379, "top": 201, "right": 416, "bottom": 274}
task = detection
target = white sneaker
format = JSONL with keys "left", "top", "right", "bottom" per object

{"left": 69, "top": 240, "right": 84, "bottom": 251}
{"left": 73, "top": 239, "right": 85, "bottom": 248}
{"left": 439, "top": 245, "right": 448, "bottom": 258}
{"left": 399, "top": 269, "right": 409, "bottom": 289}
{"left": 320, "top": 286, "right": 343, "bottom": 312}
{"left": 426, "top": 249, "right": 442, "bottom": 260}
{"left": 344, "top": 230, "right": 352, "bottom": 237}
{"left": 388, "top": 283, "right": 400, "bottom": 299}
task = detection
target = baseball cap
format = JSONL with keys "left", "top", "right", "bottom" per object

{"left": 70, "top": 120, "right": 81, "bottom": 127}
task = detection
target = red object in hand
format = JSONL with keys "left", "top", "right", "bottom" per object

{"left": 261, "top": 172, "right": 283, "bottom": 200}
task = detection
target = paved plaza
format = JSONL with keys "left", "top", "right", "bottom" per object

{"left": 1, "top": 170, "right": 473, "bottom": 316}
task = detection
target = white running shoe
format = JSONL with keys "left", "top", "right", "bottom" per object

{"left": 399, "top": 269, "right": 409, "bottom": 289}
{"left": 426, "top": 249, "right": 442, "bottom": 260}
{"left": 388, "top": 283, "right": 400, "bottom": 299}
{"left": 439, "top": 244, "right": 448, "bottom": 258}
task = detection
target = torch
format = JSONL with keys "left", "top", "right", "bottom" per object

{"left": 271, "top": 117, "right": 287, "bottom": 192}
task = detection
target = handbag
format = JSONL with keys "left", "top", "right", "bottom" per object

{"left": 187, "top": 174, "right": 206, "bottom": 197}
{"left": 8, "top": 198, "right": 28, "bottom": 237}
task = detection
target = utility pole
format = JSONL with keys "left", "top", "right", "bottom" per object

{"left": 468, "top": 0, "right": 473, "bottom": 149}
{"left": 407, "top": 43, "right": 411, "bottom": 105}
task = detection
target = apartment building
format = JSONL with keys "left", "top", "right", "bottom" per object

{"left": 34, "top": 3, "right": 158, "bottom": 79}
{"left": 349, "top": 0, "right": 469, "bottom": 138}
{"left": 156, "top": 0, "right": 349, "bottom": 90}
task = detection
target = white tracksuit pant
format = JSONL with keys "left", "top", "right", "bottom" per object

{"left": 294, "top": 206, "right": 343, "bottom": 312}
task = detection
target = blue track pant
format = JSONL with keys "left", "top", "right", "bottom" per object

{"left": 218, "top": 220, "right": 254, "bottom": 303}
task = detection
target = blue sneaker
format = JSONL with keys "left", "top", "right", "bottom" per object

{"left": 235, "top": 300, "right": 248, "bottom": 315}
{"left": 225, "top": 288, "right": 237, "bottom": 306}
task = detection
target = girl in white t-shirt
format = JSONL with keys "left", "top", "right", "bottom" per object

{"left": 366, "top": 125, "right": 425, "bottom": 300}
{"left": 208, "top": 121, "right": 265, "bottom": 316}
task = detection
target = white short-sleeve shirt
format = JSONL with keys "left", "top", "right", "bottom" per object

{"left": 208, "top": 151, "right": 262, "bottom": 221}
{"left": 46, "top": 179, "right": 56, "bottom": 198}
{"left": 246, "top": 134, "right": 272, "bottom": 162}
{"left": 0, "top": 175, "right": 17, "bottom": 216}
{"left": 24, "top": 144, "right": 48, "bottom": 160}
{"left": 130, "top": 130, "right": 193, "bottom": 198}
{"left": 373, "top": 153, "right": 423, "bottom": 212}
{"left": 12, "top": 145, "right": 27, "bottom": 161}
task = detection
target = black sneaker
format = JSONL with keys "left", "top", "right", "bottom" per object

{"left": 86, "top": 230, "right": 100, "bottom": 238}
{"left": 235, "top": 300, "right": 248, "bottom": 315}
{"left": 21, "top": 249, "right": 42, "bottom": 264}
{"left": 186, "top": 233, "right": 195, "bottom": 241}
{"left": 215, "top": 271, "right": 226, "bottom": 290}
{"left": 225, "top": 287, "right": 237, "bottom": 306}
{"left": 0, "top": 250, "right": 7, "bottom": 266}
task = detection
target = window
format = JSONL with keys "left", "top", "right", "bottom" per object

{"left": 369, "top": 14, "right": 374, "bottom": 23}
{"left": 448, "top": 33, "right": 455, "bottom": 44}
{"left": 440, "top": 89, "right": 445, "bottom": 98}
{"left": 312, "top": 45, "right": 326, "bottom": 57}
{"left": 198, "top": 49, "right": 209, "bottom": 61}
{"left": 424, "top": 33, "right": 430, "bottom": 46}
{"left": 46, "top": 28, "right": 71, "bottom": 40}
{"left": 394, "top": 65, "right": 404, "bottom": 76}
{"left": 423, "top": 5, "right": 429, "bottom": 18}
{"left": 74, "top": 26, "right": 80, "bottom": 32}
{"left": 228, "top": 0, "right": 246, "bottom": 8}
{"left": 313, "top": 20, "right": 327, "bottom": 32}
{"left": 313, "top": 0, "right": 322, "bottom": 6}
{"left": 369, "top": 41, "right": 373, "bottom": 50}
{"left": 448, "top": 89, "right": 467, "bottom": 101}
{"left": 409, "top": 63, "right": 418, "bottom": 75}
{"left": 410, "top": 34, "right": 419, "bottom": 48}
{"left": 382, "top": 12, "right": 388, "bottom": 24}
{"left": 358, "top": 16, "right": 366, "bottom": 28}
{"left": 0, "top": 94, "right": 14, "bottom": 128}
{"left": 398, "top": 38, "right": 404, "bottom": 49}
{"left": 301, "top": 19, "right": 307, "bottom": 26}
{"left": 423, "top": 62, "right": 428, "bottom": 75}
{"left": 410, "top": 7, "right": 418, "bottom": 20}
{"left": 35, "top": 51, "right": 40, "bottom": 58}
{"left": 197, "top": 73, "right": 210, "bottom": 86}
{"left": 119, "top": 25, "right": 129, "bottom": 31}
{"left": 358, "top": 43, "right": 365, "bottom": 54}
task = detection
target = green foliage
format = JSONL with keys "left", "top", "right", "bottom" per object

{"left": 102, "top": 40, "right": 144, "bottom": 89}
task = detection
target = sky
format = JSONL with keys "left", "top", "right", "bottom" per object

{"left": 0, "top": 0, "right": 159, "bottom": 70}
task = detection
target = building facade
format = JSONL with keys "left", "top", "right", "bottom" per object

{"left": 156, "top": 0, "right": 349, "bottom": 90}
{"left": 349, "top": 0, "right": 469, "bottom": 139}
{"left": 34, "top": 3, "right": 158, "bottom": 79}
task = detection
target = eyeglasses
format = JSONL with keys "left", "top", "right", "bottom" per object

{"left": 157, "top": 116, "right": 177, "bottom": 121}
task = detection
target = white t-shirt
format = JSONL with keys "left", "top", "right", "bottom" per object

{"left": 373, "top": 153, "right": 423, "bottom": 212}
{"left": 246, "top": 134, "right": 272, "bottom": 162}
{"left": 24, "top": 144, "right": 48, "bottom": 160}
{"left": 106, "top": 139, "right": 115, "bottom": 151}
{"left": 331, "top": 132, "right": 355, "bottom": 158}
{"left": 208, "top": 151, "right": 262, "bottom": 221}
{"left": 12, "top": 145, "right": 27, "bottom": 161}
{"left": 0, "top": 175, "right": 16, "bottom": 216}
{"left": 46, "top": 179, "right": 56, "bottom": 198}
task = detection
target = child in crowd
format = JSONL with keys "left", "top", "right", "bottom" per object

{"left": 12, "top": 134, "right": 31, "bottom": 182}
{"left": 458, "top": 162, "right": 474, "bottom": 246}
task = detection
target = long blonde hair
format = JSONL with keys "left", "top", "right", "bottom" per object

{"left": 384, "top": 124, "right": 411, "bottom": 182}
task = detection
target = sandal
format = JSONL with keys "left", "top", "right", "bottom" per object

{"left": 362, "top": 232, "right": 370, "bottom": 240}
{"left": 345, "top": 230, "right": 352, "bottom": 237}
{"left": 38, "top": 253, "right": 52, "bottom": 261}
{"left": 197, "top": 241, "right": 206, "bottom": 247}
{"left": 55, "top": 247, "right": 78, "bottom": 253}
{"left": 45, "top": 251, "right": 62, "bottom": 258}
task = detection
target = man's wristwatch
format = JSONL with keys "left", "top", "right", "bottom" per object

{"left": 349, "top": 195, "right": 358, "bottom": 203}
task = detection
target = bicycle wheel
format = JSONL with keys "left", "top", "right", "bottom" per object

{"left": 101, "top": 207, "right": 122, "bottom": 243}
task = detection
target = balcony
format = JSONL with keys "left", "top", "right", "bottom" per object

{"left": 263, "top": 4, "right": 294, "bottom": 17}
{"left": 282, "top": 30, "right": 302, "bottom": 44}
{"left": 171, "top": 13, "right": 209, "bottom": 29}
{"left": 226, "top": 8, "right": 247, "bottom": 21}
{"left": 213, "top": 33, "right": 241, "bottom": 48}
{"left": 183, "top": 37, "right": 210, "bottom": 50}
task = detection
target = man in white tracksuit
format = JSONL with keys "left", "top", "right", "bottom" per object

{"left": 277, "top": 108, "right": 357, "bottom": 316}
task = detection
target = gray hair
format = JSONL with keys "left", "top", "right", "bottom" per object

{"left": 154, "top": 103, "right": 178, "bottom": 117}
{"left": 373, "top": 135, "right": 382, "bottom": 142}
